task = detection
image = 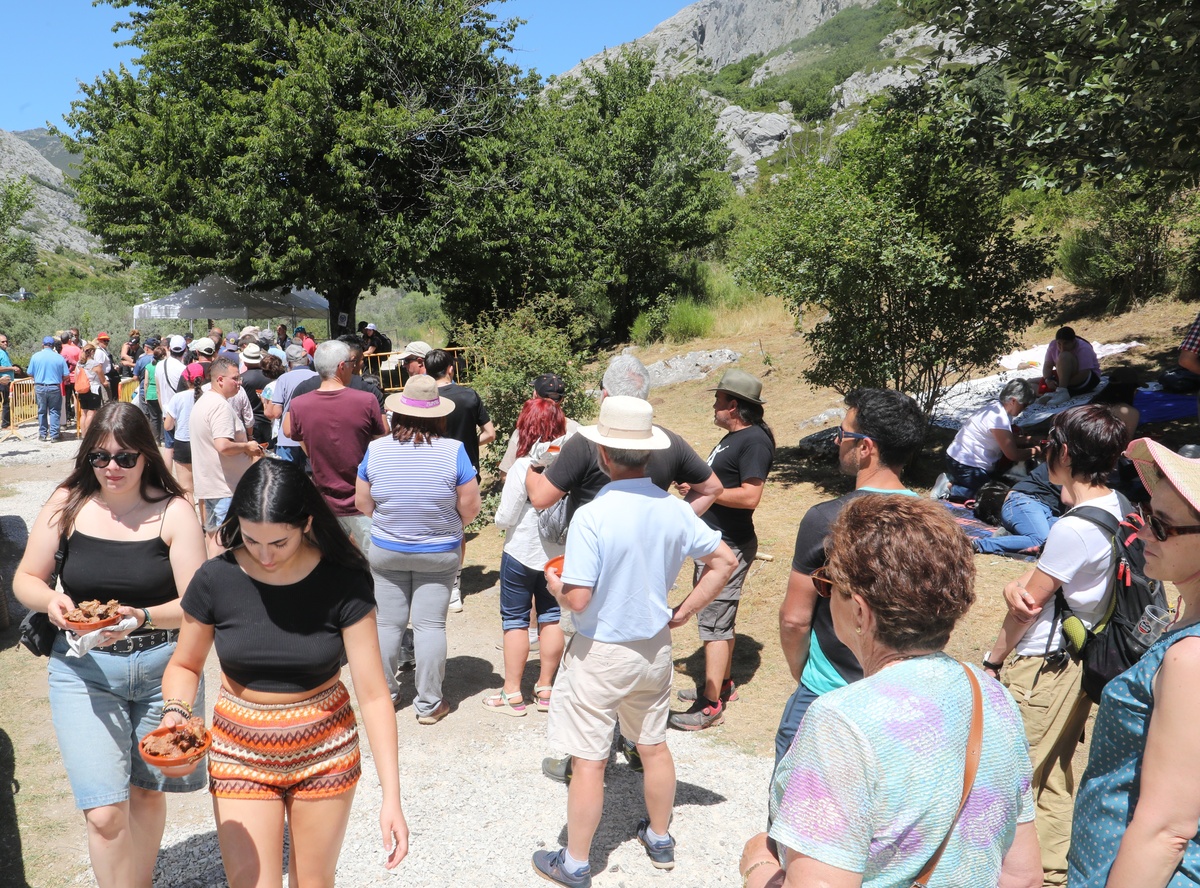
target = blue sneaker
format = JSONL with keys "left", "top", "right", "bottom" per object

{"left": 532, "top": 849, "right": 592, "bottom": 887}
{"left": 636, "top": 818, "right": 676, "bottom": 870}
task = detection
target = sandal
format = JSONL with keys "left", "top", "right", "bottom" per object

{"left": 482, "top": 690, "right": 527, "bottom": 717}
{"left": 534, "top": 685, "right": 553, "bottom": 712}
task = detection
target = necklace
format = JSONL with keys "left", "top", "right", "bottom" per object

{"left": 98, "top": 496, "right": 143, "bottom": 524}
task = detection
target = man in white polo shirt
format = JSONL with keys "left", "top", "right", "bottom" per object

{"left": 532, "top": 396, "right": 736, "bottom": 887}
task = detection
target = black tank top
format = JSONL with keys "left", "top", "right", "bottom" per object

{"left": 61, "top": 528, "right": 178, "bottom": 609}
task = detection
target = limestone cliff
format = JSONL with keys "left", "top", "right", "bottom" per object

{"left": 0, "top": 129, "right": 97, "bottom": 255}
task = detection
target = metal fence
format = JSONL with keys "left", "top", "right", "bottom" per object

{"left": 2, "top": 376, "right": 137, "bottom": 440}
{"left": 361, "top": 347, "right": 472, "bottom": 392}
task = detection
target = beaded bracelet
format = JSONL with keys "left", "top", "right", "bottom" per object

{"left": 162, "top": 697, "right": 193, "bottom": 717}
{"left": 161, "top": 704, "right": 191, "bottom": 721}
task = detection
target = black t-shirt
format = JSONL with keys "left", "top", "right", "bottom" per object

{"left": 791, "top": 489, "right": 878, "bottom": 686}
{"left": 182, "top": 553, "right": 376, "bottom": 693}
{"left": 293, "top": 373, "right": 386, "bottom": 410}
{"left": 439, "top": 382, "right": 490, "bottom": 473}
{"left": 544, "top": 425, "right": 714, "bottom": 515}
{"left": 240, "top": 368, "right": 270, "bottom": 422}
{"left": 702, "top": 424, "right": 775, "bottom": 544}
{"left": 1011, "top": 462, "right": 1063, "bottom": 514}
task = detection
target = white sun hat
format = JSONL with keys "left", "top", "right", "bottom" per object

{"left": 578, "top": 396, "right": 670, "bottom": 450}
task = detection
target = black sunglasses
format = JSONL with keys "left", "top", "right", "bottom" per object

{"left": 834, "top": 426, "right": 872, "bottom": 444}
{"left": 812, "top": 566, "right": 834, "bottom": 598}
{"left": 1141, "top": 503, "right": 1200, "bottom": 542}
{"left": 87, "top": 451, "right": 140, "bottom": 469}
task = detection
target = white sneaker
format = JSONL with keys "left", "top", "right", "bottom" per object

{"left": 930, "top": 473, "right": 952, "bottom": 500}
{"left": 449, "top": 586, "right": 463, "bottom": 613}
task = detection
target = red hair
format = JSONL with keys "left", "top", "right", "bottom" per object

{"left": 515, "top": 397, "right": 566, "bottom": 458}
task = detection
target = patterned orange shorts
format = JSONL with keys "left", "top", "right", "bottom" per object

{"left": 209, "top": 682, "right": 361, "bottom": 801}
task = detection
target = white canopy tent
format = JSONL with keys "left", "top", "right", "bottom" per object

{"left": 133, "top": 275, "right": 329, "bottom": 324}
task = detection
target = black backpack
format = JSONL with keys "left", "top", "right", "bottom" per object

{"left": 1053, "top": 494, "right": 1167, "bottom": 703}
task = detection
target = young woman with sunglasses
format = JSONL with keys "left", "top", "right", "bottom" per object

{"left": 982, "top": 404, "right": 1130, "bottom": 886}
{"left": 13, "top": 401, "right": 207, "bottom": 888}
{"left": 1067, "top": 438, "right": 1200, "bottom": 886}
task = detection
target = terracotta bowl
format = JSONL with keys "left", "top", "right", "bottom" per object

{"left": 62, "top": 614, "right": 122, "bottom": 634}
{"left": 139, "top": 726, "right": 212, "bottom": 778}
{"left": 544, "top": 555, "right": 565, "bottom": 574}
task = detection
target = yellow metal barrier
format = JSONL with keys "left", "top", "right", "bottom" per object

{"left": 2, "top": 375, "right": 136, "bottom": 440}
{"left": 361, "top": 347, "right": 472, "bottom": 392}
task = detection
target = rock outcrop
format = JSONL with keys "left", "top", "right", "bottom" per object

{"left": 0, "top": 129, "right": 97, "bottom": 255}
{"left": 562, "top": 0, "right": 876, "bottom": 82}
{"left": 711, "top": 97, "right": 800, "bottom": 190}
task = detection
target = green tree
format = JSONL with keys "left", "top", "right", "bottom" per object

{"left": 0, "top": 177, "right": 36, "bottom": 291}
{"left": 735, "top": 97, "right": 1051, "bottom": 416}
{"left": 60, "top": 0, "right": 522, "bottom": 331}
{"left": 908, "top": 0, "right": 1200, "bottom": 186}
{"left": 430, "top": 52, "right": 731, "bottom": 338}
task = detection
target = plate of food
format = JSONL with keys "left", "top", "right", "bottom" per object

{"left": 139, "top": 718, "right": 211, "bottom": 777}
{"left": 62, "top": 599, "right": 123, "bottom": 634}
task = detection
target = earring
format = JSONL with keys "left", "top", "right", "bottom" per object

{"left": 855, "top": 626, "right": 862, "bottom": 635}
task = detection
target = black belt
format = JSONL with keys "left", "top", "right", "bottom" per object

{"left": 97, "top": 629, "right": 179, "bottom": 655}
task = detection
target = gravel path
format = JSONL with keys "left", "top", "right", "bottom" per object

{"left": 1, "top": 435, "right": 776, "bottom": 887}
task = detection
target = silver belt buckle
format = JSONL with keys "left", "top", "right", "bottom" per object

{"left": 109, "top": 637, "right": 136, "bottom": 654}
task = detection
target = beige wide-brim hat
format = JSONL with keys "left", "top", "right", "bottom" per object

{"left": 384, "top": 375, "right": 455, "bottom": 418}
{"left": 1126, "top": 437, "right": 1200, "bottom": 515}
{"left": 579, "top": 396, "right": 670, "bottom": 450}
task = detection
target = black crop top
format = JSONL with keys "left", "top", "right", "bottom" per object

{"left": 181, "top": 552, "right": 376, "bottom": 693}
{"left": 61, "top": 531, "right": 178, "bottom": 609}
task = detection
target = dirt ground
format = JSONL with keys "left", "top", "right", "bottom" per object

{"left": 2, "top": 281, "right": 1196, "bottom": 885}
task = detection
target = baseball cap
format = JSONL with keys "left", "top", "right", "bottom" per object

{"left": 43, "top": 335, "right": 56, "bottom": 346}
{"left": 241, "top": 343, "right": 263, "bottom": 365}
{"left": 168, "top": 335, "right": 187, "bottom": 354}
{"left": 239, "top": 325, "right": 260, "bottom": 340}
{"left": 533, "top": 373, "right": 566, "bottom": 401}
{"left": 96, "top": 331, "right": 111, "bottom": 341}
{"left": 192, "top": 337, "right": 216, "bottom": 356}
{"left": 285, "top": 343, "right": 309, "bottom": 364}
{"left": 146, "top": 337, "right": 161, "bottom": 348}
{"left": 294, "top": 326, "right": 307, "bottom": 334}
{"left": 400, "top": 340, "right": 432, "bottom": 360}
{"left": 365, "top": 323, "right": 378, "bottom": 331}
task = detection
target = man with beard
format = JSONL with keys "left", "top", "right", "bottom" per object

{"left": 772, "top": 388, "right": 926, "bottom": 766}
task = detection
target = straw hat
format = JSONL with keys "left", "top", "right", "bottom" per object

{"left": 1126, "top": 437, "right": 1200, "bottom": 515}
{"left": 579, "top": 396, "right": 670, "bottom": 450}
{"left": 384, "top": 375, "right": 455, "bottom": 418}
{"left": 707, "top": 368, "right": 765, "bottom": 405}
{"left": 241, "top": 343, "right": 263, "bottom": 365}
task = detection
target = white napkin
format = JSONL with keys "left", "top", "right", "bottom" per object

{"left": 66, "top": 615, "right": 140, "bottom": 658}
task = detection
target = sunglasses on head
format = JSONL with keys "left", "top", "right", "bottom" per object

{"left": 87, "top": 450, "right": 140, "bottom": 469}
{"left": 1140, "top": 503, "right": 1200, "bottom": 542}
{"left": 811, "top": 566, "right": 835, "bottom": 598}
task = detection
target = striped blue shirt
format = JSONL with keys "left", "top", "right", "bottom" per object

{"left": 358, "top": 435, "right": 475, "bottom": 553}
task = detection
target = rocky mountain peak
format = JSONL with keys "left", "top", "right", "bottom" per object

{"left": 0, "top": 129, "right": 97, "bottom": 255}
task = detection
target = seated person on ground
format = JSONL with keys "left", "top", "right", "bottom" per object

{"left": 1043, "top": 326, "right": 1101, "bottom": 396}
{"left": 943, "top": 379, "right": 1041, "bottom": 501}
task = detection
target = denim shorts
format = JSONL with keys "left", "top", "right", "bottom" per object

{"left": 47, "top": 634, "right": 207, "bottom": 809}
{"left": 499, "top": 551, "right": 561, "bottom": 631}
{"left": 202, "top": 496, "right": 231, "bottom": 532}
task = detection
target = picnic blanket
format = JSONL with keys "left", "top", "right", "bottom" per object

{"left": 941, "top": 500, "right": 1038, "bottom": 562}
{"left": 1132, "top": 389, "right": 1199, "bottom": 425}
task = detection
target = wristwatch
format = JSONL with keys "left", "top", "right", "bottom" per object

{"left": 982, "top": 657, "right": 1003, "bottom": 671}
{"left": 141, "top": 607, "right": 156, "bottom": 631}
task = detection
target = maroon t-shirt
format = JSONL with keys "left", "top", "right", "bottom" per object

{"left": 287, "top": 387, "right": 387, "bottom": 515}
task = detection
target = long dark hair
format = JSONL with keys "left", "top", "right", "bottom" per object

{"left": 218, "top": 459, "right": 370, "bottom": 572}
{"left": 53, "top": 401, "right": 184, "bottom": 534}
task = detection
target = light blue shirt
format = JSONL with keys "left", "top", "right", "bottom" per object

{"left": 562, "top": 477, "right": 722, "bottom": 643}
{"left": 0, "top": 347, "right": 13, "bottom": 380}
{"left": 28, "top": 348, "right": 68, "bottom": 385}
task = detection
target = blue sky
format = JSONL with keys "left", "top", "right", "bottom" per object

{"left": 0, "top": 1, "right": 691, "bottom": 132}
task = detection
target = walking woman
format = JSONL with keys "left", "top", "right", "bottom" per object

{"left": 12, "top": 401, "right": 207, "bottom": 887}
{"left": 1068, "top": 438, "right": 1200, "bottom": 886}
{"left": 489, "top": 397, "right": 568, "bottom": 715}
{"left": 77, "top": 342, "right": 104, "bottom": 437}
{"left": 355, "top": 374, "right": 481, "bottom": 724}
{"left": 140, "top": 344, "right": 165, "bottom": 442}
{"left": 160, "top": 459, "right": 408, "bottom": 886}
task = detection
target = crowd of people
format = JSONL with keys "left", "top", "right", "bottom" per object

{"left": 9, "top": 326, "right": 1200, "bottom": 888}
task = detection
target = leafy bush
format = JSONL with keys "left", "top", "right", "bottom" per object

{"left": 458, "top": 295, "right": 600, "bottom": 486}
{"left": 1055, "top": 176, "right": 1190, "bottom": 312}
{"left": 664, "top": 299, "right": 715, "bottom": 342}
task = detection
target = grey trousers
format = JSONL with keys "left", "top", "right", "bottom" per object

{"left": 369, "top": 547, "right": 459, "bottom": 716}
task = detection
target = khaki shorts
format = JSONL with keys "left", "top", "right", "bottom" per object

{"left": 547, "top": 626, "right": 672, "bottom": 760}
